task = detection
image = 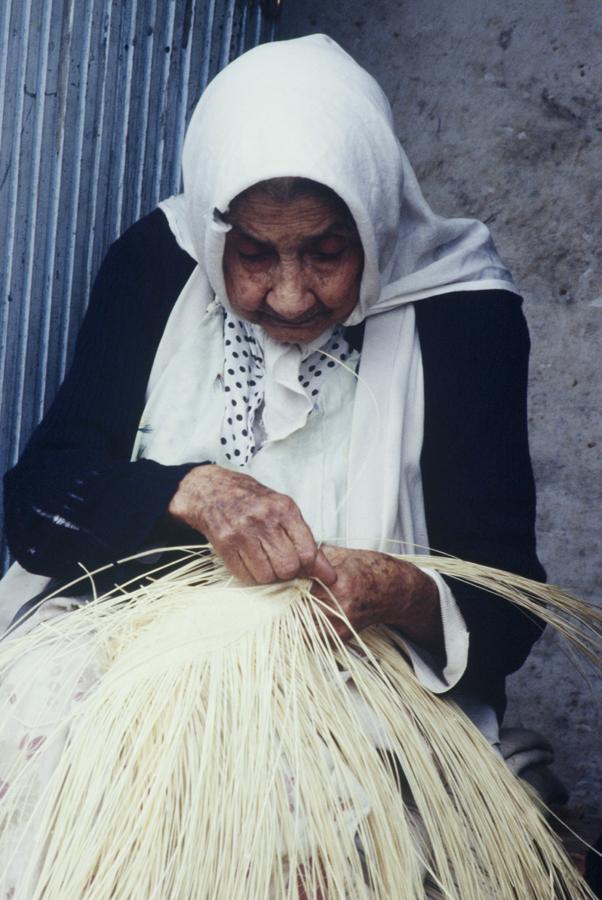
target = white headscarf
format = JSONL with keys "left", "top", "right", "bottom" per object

{"left": 148, "top": 34, "right": 518, "bottom": 552}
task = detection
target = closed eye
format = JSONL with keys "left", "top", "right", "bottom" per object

{"left": 309, "top": 249, "right": 344, "bottom": 261}
{"left": 238, "top": 249, "right": 272, "bottom": 262}
{"left": 306, "top": 235, "right": 349, "bottom": 262}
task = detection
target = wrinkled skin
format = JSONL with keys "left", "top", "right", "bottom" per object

{"left": 169, "top": 464, "right": 337, "bottom": 587}
{"left": 168, "top": 185, "right": 444, "bottom": 658}
{"left": 312, "top": 545, "right": 442, "bottom": 656}
{"left": 222, "top": 187, "right": 364, "bottom": 344}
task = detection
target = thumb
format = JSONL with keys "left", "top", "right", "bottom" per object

{"left": 310, "top": 549, "right": 338, "bottom": 587}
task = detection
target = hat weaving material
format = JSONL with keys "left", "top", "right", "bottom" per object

{"left": 0, "top": 549, "right": 599, "bottom": 899}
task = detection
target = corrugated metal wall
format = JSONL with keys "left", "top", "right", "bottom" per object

{"left": 0, "top": 0, "right": 280, "bottom": 568}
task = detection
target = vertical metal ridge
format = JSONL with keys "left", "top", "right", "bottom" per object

{"left": 135, "top": 0, "right": 166, "bottom": 218}
{"left": 56, "top": 0, "right": 100, "bottom": 383}
{"left": 252, "top": 2, "right": 263, "bottom": 48}
{"left": 81, "top": 0, "right": 118, "bottom": 347}
{"left": 0, "top": 0, "right": 34, "bottom": 420}
{"left": 35, "top": 0, "right": 76, "bottom": 422}
{"left": 98, "top": 3, "right": 137, "bottom": 254}
{"left": 151, "top": 0, "right": 178, "bottom": 206}
{"left": 267, "top": 14, "right": 279, "bottom": 42}
{"left": 237, "top": 3, "right": 250, "bottom": 57}
{"left": 129, "top": 1, "right": 160, "bottom": 223}
{"left": 116, "top": 0, "right": 141, "bottom": 237}
{"left": 0, "top": 0, "right": 13, "bottom": 165}
{"left": 200, "top": 0, "right": 218, "bottom": 92}
{"left": 219, "top": 0, "right": 237, "bottom": 70}
{"left": 9, "top": 0, "right": 55, "bottom": 457}
{"left": 169, "top": 0, "right": 198, "bottom": 198}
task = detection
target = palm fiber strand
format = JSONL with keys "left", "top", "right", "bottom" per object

{"left": 0, "top": 549, "right": 599, "bottom": 899}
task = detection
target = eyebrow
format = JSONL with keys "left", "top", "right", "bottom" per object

{"left": 229, "top": 221, "right": 357, "bottom": 247}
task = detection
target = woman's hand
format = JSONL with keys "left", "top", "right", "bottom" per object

{"left": 168, "top": 464, "right": 337, "bottom": 587}
{"left": 311, "top": 546, "right": 444, "bottom": 658}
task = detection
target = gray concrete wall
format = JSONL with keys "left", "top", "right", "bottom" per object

{"left": 280, "top": 0, "right": 602, "bottom": 815}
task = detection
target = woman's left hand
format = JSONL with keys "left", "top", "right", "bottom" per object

{"left": 311, "top": 546, "right": 445, "bottom": 658}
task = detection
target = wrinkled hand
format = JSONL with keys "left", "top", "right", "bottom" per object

{"left": 168, "top": 464, "right": 337, "bottom": 586}
{"left": 311, "top": 546, "right": 444, "bottom": 656}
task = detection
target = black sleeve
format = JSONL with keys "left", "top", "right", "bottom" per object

{"left": 415, "top": 290, "right": 546, "bottom": 716}
{"left": 3, "top": 209, "right": 199, "bottom": 578}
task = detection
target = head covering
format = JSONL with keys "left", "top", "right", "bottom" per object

{"left": 146, "top": 34, "right": 517, "bottom": 552}
{"left": 162, "top": 33, "right": 515, "bottom": 319}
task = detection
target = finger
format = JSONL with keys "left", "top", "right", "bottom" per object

{"left": 310, "top": 549, "right": 337, "bottom": 587}
{"left": 262, "top": 529, "right": 304, "bottom": 582}
{"left": 319, "top": 544, "right": 344, "bottom": 564}
{"left": 310, "top": 581, "right": 328, "bottom": 602}
{"left": 309, "top": 578, "right": 338, "bottom": 604}
{"left": 238, "top": 541, "right": 278, "bottom": 585}
{"left": 283, "top": 512, "right": 323, "bottom": 572}
{"left": 220, "top": 548, "right": 254, "bottom": 584}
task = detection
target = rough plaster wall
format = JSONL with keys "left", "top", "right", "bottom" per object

{"left": 280, "top": 0, "right": 602, "bottom": 814}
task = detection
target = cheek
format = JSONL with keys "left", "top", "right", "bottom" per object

{"left": 223, "top": 263, "right": 267, "bottom": 315}
{"left": 318, "top": 260, "right": 363, "bottom": 313}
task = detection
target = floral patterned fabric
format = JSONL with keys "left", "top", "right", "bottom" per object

{"left": 0, "top": 597, "right": 102, "bottom": 898}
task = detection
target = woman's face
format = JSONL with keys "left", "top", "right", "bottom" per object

{"left": 222, "top": 187, "right": 364, "bottom": 343}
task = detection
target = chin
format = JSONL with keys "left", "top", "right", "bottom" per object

{"left": 261, "top": 318, "right": 333, "bottom": 344}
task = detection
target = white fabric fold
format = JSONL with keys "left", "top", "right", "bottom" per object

{"left": 0, "top": 563, "right": 52, "bottom": 634}
{"left": 402, "top": 568, "right": 470, "bottom": 694}
{"left": 258, "top": 328, "right": 329, "bottom": 444}
{"left": 345, "top": 305, "right": 426, "bottom": 553}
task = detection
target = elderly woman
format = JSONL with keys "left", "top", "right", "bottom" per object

{"left": 1, "top": 34, "right": 546, "bottom": 896}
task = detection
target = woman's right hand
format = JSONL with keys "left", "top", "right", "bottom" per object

{"left": 168, "top": 464, "right": 338, "bottom": 587}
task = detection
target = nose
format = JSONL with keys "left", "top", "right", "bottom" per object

{"left": 266, "top": 261, "right": 316, "bottom": 321}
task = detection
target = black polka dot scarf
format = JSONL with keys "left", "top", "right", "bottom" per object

{"left": 220, "top": 312, "right": 351, "bottom": 465}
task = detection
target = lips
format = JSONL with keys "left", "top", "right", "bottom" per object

{"left": 261, "top": 309, "right": 325, "bottom": 327}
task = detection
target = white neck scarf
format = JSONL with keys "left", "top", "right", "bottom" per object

{"left": 220, "top": 313, "right": 351, "bottom": 465}
{"left": 142, "top": 35, "right": 517, "bottom": 553}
